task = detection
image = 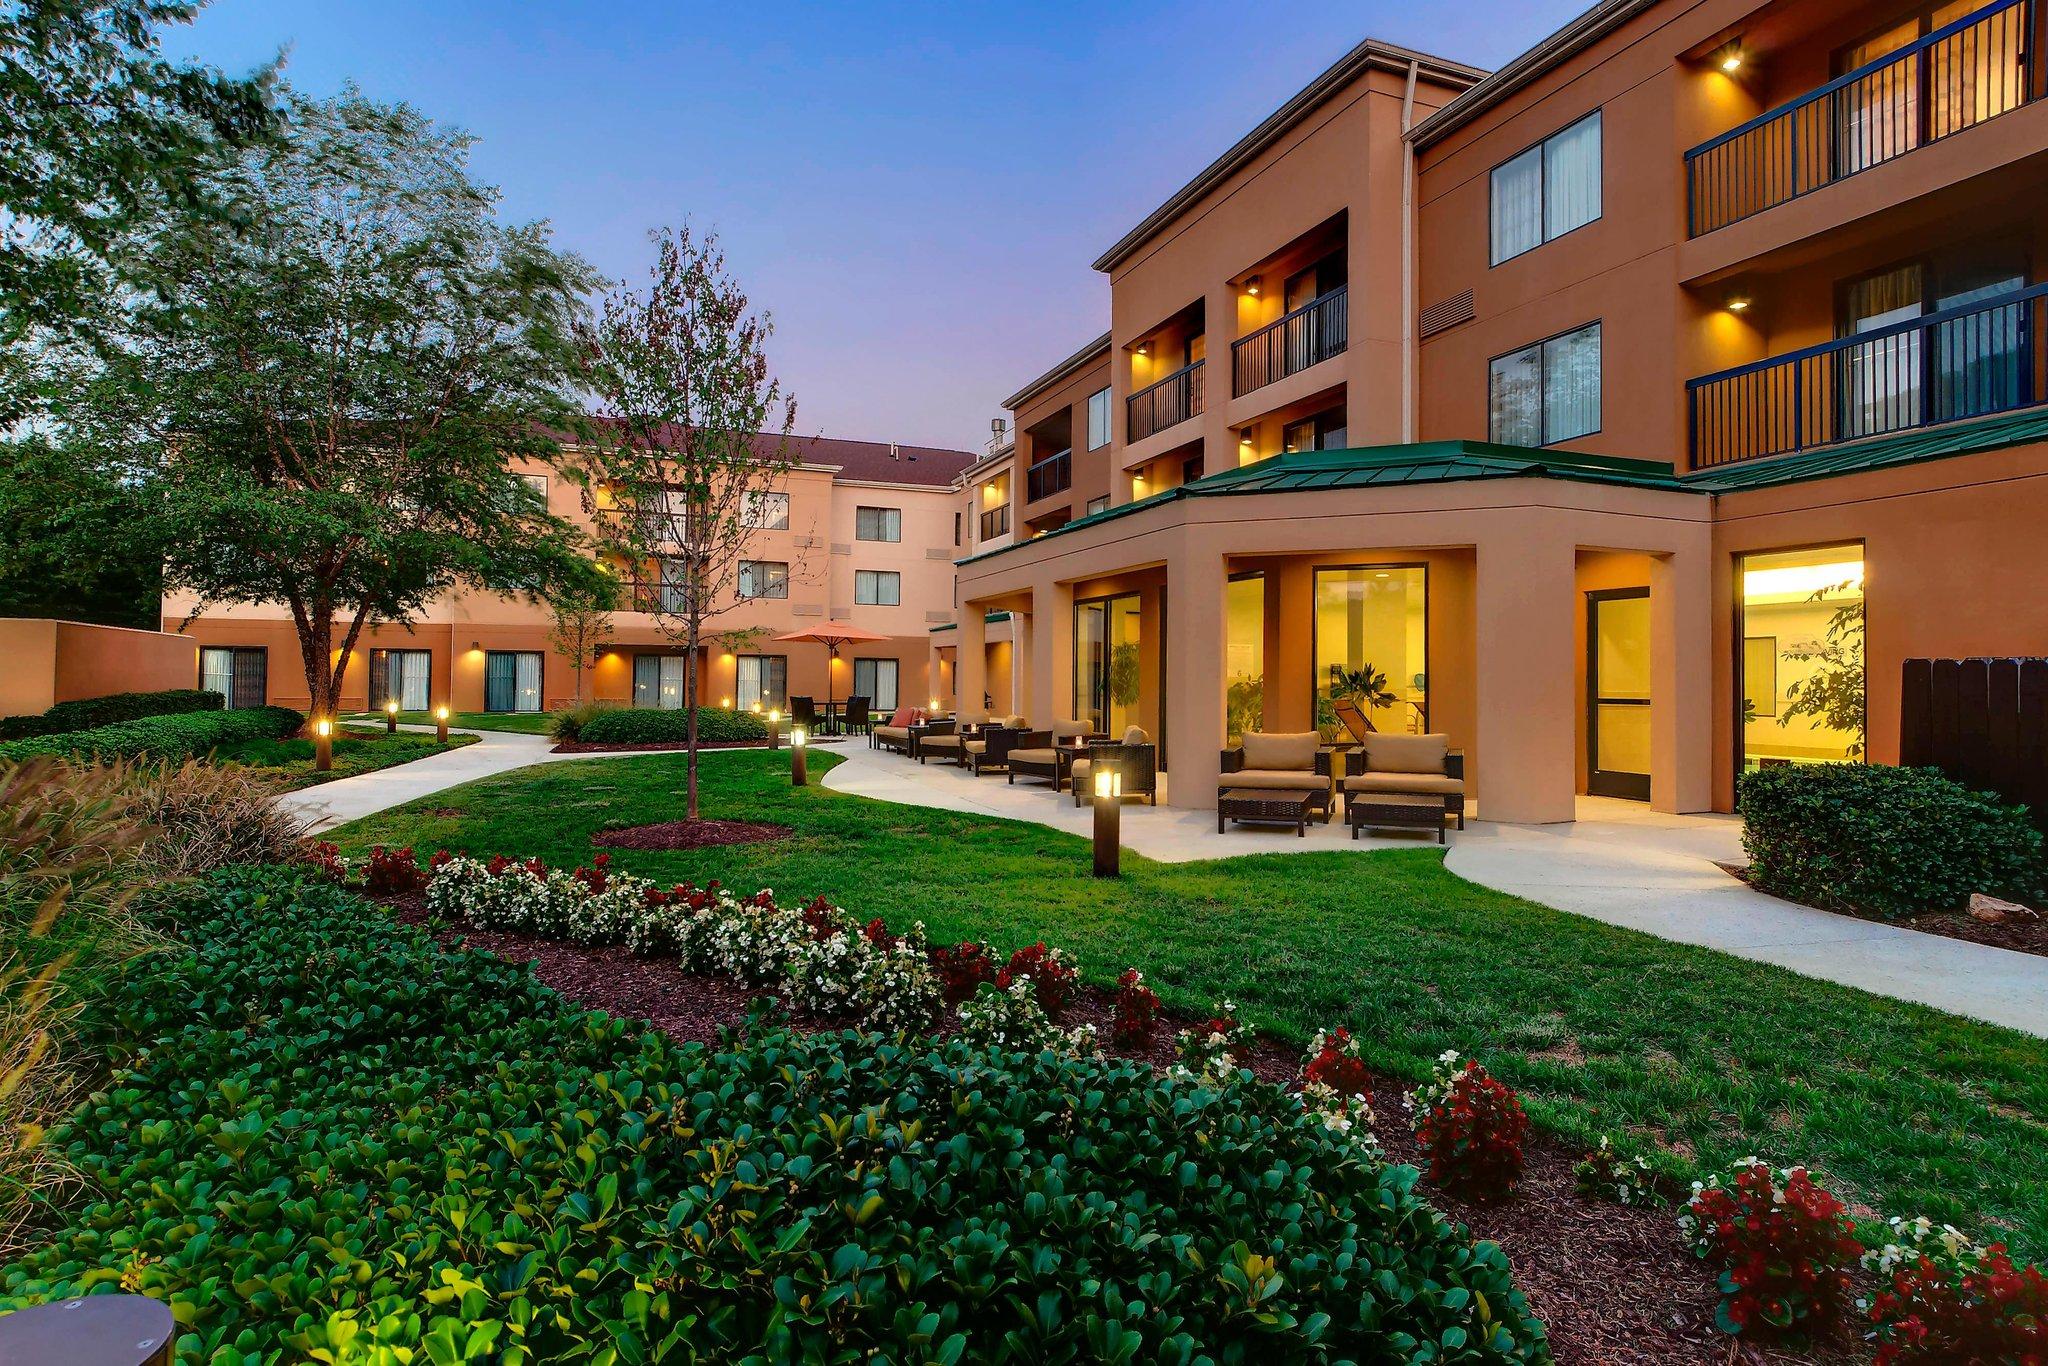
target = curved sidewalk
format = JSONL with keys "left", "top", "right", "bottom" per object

{"left": 822, "top": 743, "right": 2048, "bottom": 1037}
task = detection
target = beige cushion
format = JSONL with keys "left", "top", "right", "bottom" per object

{"left": 1009, "top": 747, "right": 1060, "bottom": 765}
{"left": 1241, "top": 731, "right": 1318, "bottom": 772}
{"left": 921, "top": 734, "right": 963, "bottom": 752}
{"left": 875, "top": 725, "right": 910, "bottom": 743}
{"left": 964, "top": 739, "right": 987, "bottom": 754}
{"left": 1220, "top": 769, "right": 1330, "bottom": 792}
{"left": 1122, "top": 726, "right": 1149, "bottom": 744}
{"left": 1001, "top": 715, "right": 1028, "bottom": 729}
{"left": 1361, "top": 733, "right": 1449, "bottom": 775}
{"left": 1344, "top": 772, "right": 1464, "bottom": 796}
{"left": 1050, "top": 719, "right": 1093, "bottom": 740}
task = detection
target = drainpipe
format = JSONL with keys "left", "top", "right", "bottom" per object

{"left": 1401, "top": 58, "right": 1419, "bottom": 444}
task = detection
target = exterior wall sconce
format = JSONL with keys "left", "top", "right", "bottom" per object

{"left": 1092, "top": 765, "right": 1123, "bottom": 878}
{"left": 1134, "top": 341, "right": 1150, "bottom": 358}
{"left": 721, "top": 695, "right": 732, "bottom": 709}
{"left": 1726, "top": 293, "right": 1752, "bottom": 313}
{"left": 1244, "top": 275, "right": 1261, "bottom": 297}
{"left": 434, "top": 704, "right": 450, "bottom": 744}
{"left": 790, "top": 725, "right": 808, "bottom": 785}
{"left": 1719, "top": 47, "right": 1744, "bottom": 73}
{"left": 385, "top": 698, "right": 400, "bottom": 734}
{"left": 313, "top": 717, "right": 333, "bottom": 772}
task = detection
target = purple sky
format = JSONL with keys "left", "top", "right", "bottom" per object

{"left": 164, "top": 0, "right": 1590, "bottom": 452}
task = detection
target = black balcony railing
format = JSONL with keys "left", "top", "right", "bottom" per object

{"left": 1688, "top": 282, "right": 2048, "bottom": 468}
{"left": 1126, "top": 359, "right": 1204, "bottom": 442}
{"left": 1231, "top": 285, "right": 1349, "bottom": 396}
{"left": 1026, "top": 448, "right": 1072, "bottom": 503}
{"left": 1686, "top": 0, "right": 2034, "bottom": 237}
{"left": 979, "top": 504, "right": 1011, "bottom": 540}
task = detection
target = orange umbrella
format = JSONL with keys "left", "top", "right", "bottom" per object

{"left": 772, "top": 622, "right": 892, "bottom": 726}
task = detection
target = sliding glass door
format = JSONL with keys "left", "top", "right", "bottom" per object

{"left": 1074, "top": 592, "right": 1145, "bottom": 738}
{"left": 485, "top": 651, "right": 543, "bottom": 713}
{"left": 369, "top": 649, "right": 432, "bottom": 712}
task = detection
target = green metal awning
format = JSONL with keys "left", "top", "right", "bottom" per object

{"left": 1683, "top": 408, "right": 2048, "bottom": 492}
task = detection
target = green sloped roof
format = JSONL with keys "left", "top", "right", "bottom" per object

{"left": 1684, "top": 407, "right": 2048, "bottom": 492}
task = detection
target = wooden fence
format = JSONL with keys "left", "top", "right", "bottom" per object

{"left": 1899, "top": 657, "right": 2048, "bottom": 833}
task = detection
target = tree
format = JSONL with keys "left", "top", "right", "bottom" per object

{"left": 70, "top": 88, "right": 608, "bottom": 720}
{"left": 0, "top": 435, "right": 159, "bottom": 626}
{"left": 1, "top": 0, "right": 274, "bottom": 401}
{"left": 573, "top": 226, "right": 798, "bottom": 820}
{"left": 1779, "top": 582, "right": 1866, "bottom": 758}
{"left": 547, "top": 583, "right": 616, "bottom": 706}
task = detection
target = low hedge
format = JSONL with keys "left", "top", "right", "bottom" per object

{"left": 1739, "top": 762, "right": 2044, "bottom": 920}
{"left": 0, "top": 705, "right": 303, "bottom": 766}
{"left": 0, "top": 687, "right": 223, "bottom": 741}
{"left": 575, "top": 705, "right": 768, "bottom": 745}
{"left": 1, "top": 870, "right": 1549, "bottom": 1364}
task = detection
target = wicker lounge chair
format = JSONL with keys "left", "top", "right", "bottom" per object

{"left": 1071, "top": 728, "right": 1157, "bottom": 806}
{"left": 1218, "top": 731, "right": 1335, "bottom": 822}
{"left": 964, "top": 716, "right": 1031, "bottom": 775}
{"left": 1340, "top": 733, "right": 1465, "bottom": 829}
{"left": 872, "top": 705, "right": 929, "bottom": 753}
{"left": 1006, "top": 719, "right": 1103, "bottom": 789}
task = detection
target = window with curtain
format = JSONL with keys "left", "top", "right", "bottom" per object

{"left": 1086, "top": 388, "right": 1112, "bottom": 449}
{"left": 737, "top": 560, "right": 789, "bottom": 599}
{"left": 854, "top": 569, "right": 901, "bottom": 605}
{"left": 369, "top": 649, "right": 432, "bottom": 712}
{"left": 736, "top": 654, "right": 787, "bottom": 710}
{"left": 199, "top": 646, "right": 267, "bottom": 709}
{"left": 1488, "top": 322, "right": 1601, "bottom": 445}
{"left": 1490, "top": 111, "right": 1601, "bottom": 265}
{"left": 855, "top": 506, "right": 902, "bottom": 541}
{"left": 485, "top": 651, "right": 543, "bottom": 712}
{"left": 632, "top": 654, "right": 689, "bottom": 709}
{"left": 852, "top": 658, "right": 899, "bottom": 710}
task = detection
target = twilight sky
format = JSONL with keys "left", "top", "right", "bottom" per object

{"left": 164, "top": 0, "right": 1590, "bottom": 452}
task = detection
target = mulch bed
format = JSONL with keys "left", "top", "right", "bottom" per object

{"left": 381, "top": 896, "right": 1870, "bottom": 1365}
{"left": 1719, "top": 862, "right": 2047, "bottom": 960}
{"left": 550, "top": 738, "right": 772, "bottom": 754}
{"left": 593, "top": 819, "right": 795, "bottom": 851}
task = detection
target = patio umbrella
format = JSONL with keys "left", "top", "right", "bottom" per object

{"left": 772, "top": 622, "right": 891, "bottom": 730}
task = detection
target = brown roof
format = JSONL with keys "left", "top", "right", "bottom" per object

{"left": 566, "top": 420, "right": 976, "bottom": 488}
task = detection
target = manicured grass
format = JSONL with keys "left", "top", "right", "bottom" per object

{"left": 219, "top": 729, "right": 477, "bottom": 788}
{"left": 347, "top": 709, "right": 557, "bottom": 735}
{"left": 332, "top": 749, "right": 2048, "bottom": 1256}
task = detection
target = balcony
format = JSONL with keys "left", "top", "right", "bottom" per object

{"left": 1231, "top": 285, "right": 1349, "bottom": 396}
{"left": 1688, "top": 281, "right": 2048, "bottom": 468}
{"left": 1127, "top": 360, "right": 1204, "bottom": 442}
{"left": 1026, "top": 448, "right": 1072, "bottom": 503}
{"left": 979, "top": 503, "right": 1011, "bottom": 540}
{"left": 1686, "top": 0, "right": 2035, "bottom": 237}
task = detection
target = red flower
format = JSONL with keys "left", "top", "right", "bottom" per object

{"left": 995, "top": 942, "right": 1077, "bottom": 1020}
{"left": 1110, "top": 968, "right": 1160, "bottom": 1047}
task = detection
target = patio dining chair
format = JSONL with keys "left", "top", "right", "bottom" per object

{"left": 843, "top": 696, "right": 871, "bottom": 737}
{"left": 790, "top": 696, "right": 818, "bottom": 736}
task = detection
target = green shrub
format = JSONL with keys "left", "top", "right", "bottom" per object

{"left": 576, "top": 705, "right": 766, "bottom": 745}
{"left": 2, "top": 870, "right": 1548, "bottom": 1364}
{"left": 547, "top": 698, "right": 617, "bottom": 741}
{"left": 0, "top": 689, "right": 223, "bottom": 741}
{"left": 1739, "top": 763, "right": 2043, "bottom": 920}
{"left": 0, "top": 707, "right": 303, "bottom": 766}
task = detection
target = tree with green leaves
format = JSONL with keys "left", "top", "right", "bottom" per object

{"left": 69, "top": 88, "right": 607, "bottom": 720}
{"left": 573, "top": 226, "right": 799, "bottom": 820}
{"left": 1, "top": 0, "right": 273, "bottom": 392}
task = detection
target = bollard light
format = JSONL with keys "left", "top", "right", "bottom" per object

{"left": 790, "top": 725, "right": 808, "bottom": 786}
{"left": 721, "top": 695, "right": 732, "bottom": 709}
{"left": 1092, "top": 764, "right": 1122, "bottom": 878}
{"left": 768, "top": 708, "right": 781, "bottom": 751}
{"left": 385, "top": 698, "right": 400, "bottom": 734}
{"left": 313, "top": 717, "right": 334, "bottom": 772}
{"left": 434, "top": 704, "right": 450, "bottom": 744}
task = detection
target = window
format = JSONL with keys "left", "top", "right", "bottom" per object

{"left": 854, "top": 569, "right": 901, "bottom": 606}
{"left": 1488, "top": 322, "right": 1601, "bottom": 445}
{"left": 737, "top": 560, "right": 789, "bottom": 599}
{"left": 519, "top": 473, "right": 549, "bottom": 503}
{"left": 1312, "top": 566, "right": 1427, "bottom": 733}
{"left": 1490, "top": 110, "right": 1601, "bottom": 265}
{"left": 1738, "top": 546, "right": 1865, "bottom": 771}
{"left": 1282, "top": 406, "right": 1348, "bottom": 453}
{"left": 368, "top": 649, "right": 432, "bottom": 712}
{"left": 736, "top": 654, "right": 787, "bottom": 711}
{"left": 745, "top": 491, "right": 790, "bottom": 530}
{"left": 1181, "top": 456, "right": 1204, "bottom": 485}
{"left": 199, "top": 646, "right": 267, "bottom": 709}
{"left": 1224, "top": 575, "right": 1264, "bottom": 744}
{"left": 1086, "top": 387, "right": 1112, "bottom": 449}
{"left": 953, "top": 511, "right": 962, "bottom": 547}
{"left": 632, "top": 654, "right": 688, "bottom": 709}
{"left": 855, "top": 506, "right": 902, "bottom": 542}
{"left": 852, "top": 657, "right": 899, "bottom": 711}
{"left": 485, "top": 651, "right": 543, "bottom": 713}
{"left": 1086, "top": 495, "right": 1109, "bottom": 516}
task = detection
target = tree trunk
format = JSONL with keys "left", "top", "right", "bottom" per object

{"left": 298, "top": 614, "right": 334, "bottom": 730}
{"left": 683, "top": 614, "right": 702, "bottom": 821}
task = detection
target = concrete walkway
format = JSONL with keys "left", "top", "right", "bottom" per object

{"left": 822, "top": 743, "right": 2048, "bottom": 1037}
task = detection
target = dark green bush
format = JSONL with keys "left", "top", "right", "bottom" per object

{"left": 1739, "top": 763, "right": 2044, "bottom": 920}
{"left": 547, "top": 698, "right": 616, "bottom": 740}
{"left": 0, "top": 706, "right": 302, "bottom": 765}
{"left": 576, "top": 705, "right": 767, "bottom": 744}
{"left": 0, "top": 688, "right": 223, "bottom": 741}
{"left": 2, "top": 870, "right": 1548, "bottom": 1364}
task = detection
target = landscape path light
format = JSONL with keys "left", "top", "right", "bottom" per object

{"left": 434, "top": 704, "right": 450, "bottom": 744}
{"left": 384, "top": 699, "right": 400, "bottom": 734}
{"left": 790, "top": 725, "right": 808, "bottom": 786}
{"left": 313, "top": 717, "right": 333, "bottom": 772}
{"left": 1092, "top": 763, "right": 1122, "bottom": 878}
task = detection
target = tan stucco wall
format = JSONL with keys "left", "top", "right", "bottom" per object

{"left": 0, "top": 619, "right": 198, "bottom": 717}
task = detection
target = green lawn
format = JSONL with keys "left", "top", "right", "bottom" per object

{"left": 347, "top": 709, "right": 557, "bottom": 735}
{"left": 220, "top": 728, "right": 477, "bottom": 788}
{"left": 331, "top": 748, "right": 2048, "bottom": 1256}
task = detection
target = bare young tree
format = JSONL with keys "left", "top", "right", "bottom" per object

{"left": 573, "top": 226, "right": 798, "bottom": 819}
{"left": 546, "top": 583, "right": 616, "bottom": 705}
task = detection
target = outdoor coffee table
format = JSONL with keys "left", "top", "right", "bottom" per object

{"left": 1347, "top": 793, "right": 1450, "bottom": 843}
{"left": 1217, "top": 787, "right": 1317, "bottom": 837}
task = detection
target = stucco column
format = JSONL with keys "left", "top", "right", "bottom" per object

{"left": 1651, "top": 543, "right": 1715, "bottom": 813}
{"left": 1203, "top": 284, "right": 1238, "bottom": 476}
{"left": 1033, "top": 581, "right": 1075, "bottom": 725}
{"left": 1474, "top": 526, "right": 1577, "bottom": 823}
{"left": 1166, "top": 538, "right": 1228, "bottom": 809}
{"left": 1011, "top": 612, "right": 1032, "bottom": 718}
{"left": 955, "top": 609, "right": 987, "bottom": 723}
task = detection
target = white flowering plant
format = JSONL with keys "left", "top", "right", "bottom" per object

{"left": 1172, "top": 999, "right": 1252, "bottom": 1086}
{"left": 1572, "top": 1135, "right": 1663, "bottom": 1207}
{"left": 957, "top": 980, "right": 1096, "bottom": 1057}
{"left": 1297, "top": 1027, "right": 1380, "bottom": 1156}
